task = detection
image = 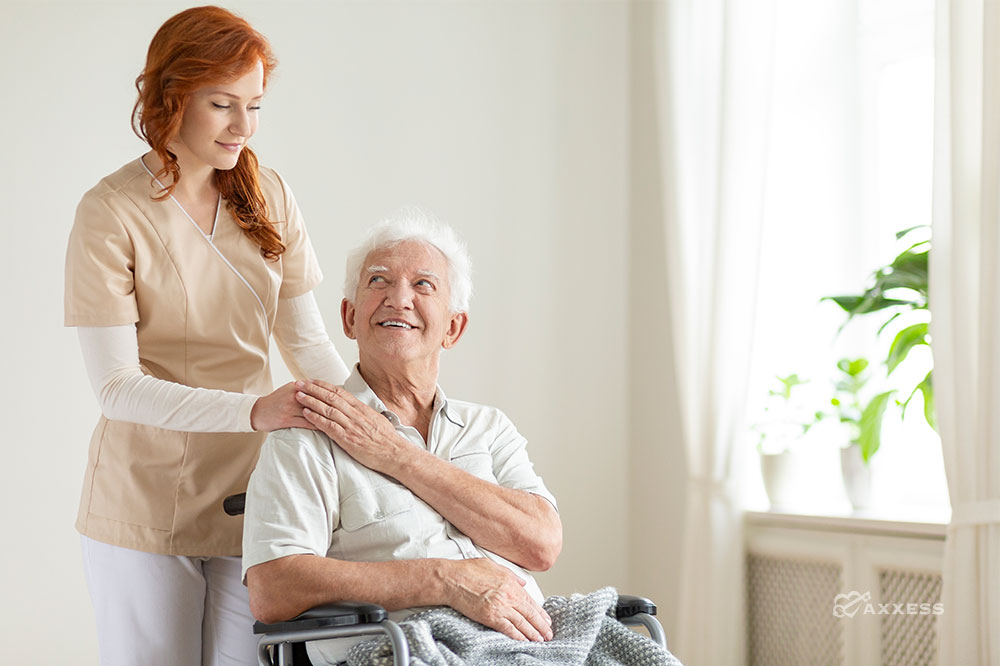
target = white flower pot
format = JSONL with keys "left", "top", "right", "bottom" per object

{"left": 840, "top": 445, "right": 873, "bottom": 511}
{"left": 760, "top": 450, "right": 799, "bottom": 508}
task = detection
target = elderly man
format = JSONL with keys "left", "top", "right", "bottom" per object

{"left": 242, "top": 212, "right": 563, "bottom": 665}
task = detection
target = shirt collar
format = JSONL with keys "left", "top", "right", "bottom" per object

{"left": 343, "top": 364, "right": 465, "bottom": 428}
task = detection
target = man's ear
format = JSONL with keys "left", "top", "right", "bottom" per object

{"left": 341, "top": 299, "right": 357, "bottom": 340}
{"left": 441, "top": 312, "right": 469, "bottom": 350}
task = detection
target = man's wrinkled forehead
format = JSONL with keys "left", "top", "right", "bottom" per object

{"left": 362, "top": 241, "right": 448, "bottom": 279}
{"left": 365, "top": 264, "right": 442, "bottom": 282}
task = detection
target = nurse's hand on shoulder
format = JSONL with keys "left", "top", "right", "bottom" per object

{"left": 250, "top": 382, "right": 318, "bottom": 432}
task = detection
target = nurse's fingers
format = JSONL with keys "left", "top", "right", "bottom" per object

{"left": 287, "top": 415, "right": 319, "bottom": 430}
{"left": 250, "top": 382, "right": 316, "bottom": 432}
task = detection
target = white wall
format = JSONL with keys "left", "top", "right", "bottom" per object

{"left": 625, "top": 1, "right": 688, "bottom": 640}
{"left": 1, "top": 1, "right": 685, "bottom": 662}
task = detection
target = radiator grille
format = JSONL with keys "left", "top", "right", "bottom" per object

{"left": 746, "top": 553, "right": 844, "bottom": 666}
{"left": 879, "top": 569, "right": 942, "bottom": 666}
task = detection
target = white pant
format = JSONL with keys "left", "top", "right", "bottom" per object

{"left": 81, "top": 536, "right": 257, "bottom": 666}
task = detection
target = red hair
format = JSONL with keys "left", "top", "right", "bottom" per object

{"left": 132, "top": 6, "right": 284, "bottom": 259}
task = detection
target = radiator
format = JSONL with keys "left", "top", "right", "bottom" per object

{"left": 745, "top": 512, "right": 945, "bottom": 666}
{"left": 878, "top": 568, "right": 942, "bottom": 666}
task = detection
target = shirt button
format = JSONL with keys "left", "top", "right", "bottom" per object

{"left": 373, "top": 510, "right": 384, "bottom": 520}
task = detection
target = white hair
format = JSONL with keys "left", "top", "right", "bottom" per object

{"left": 343, "top": 207, "right": 473, "bottom": 313}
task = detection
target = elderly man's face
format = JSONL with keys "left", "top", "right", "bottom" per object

{"left": 342, "top": 240, "right": 468, "bottom": 365}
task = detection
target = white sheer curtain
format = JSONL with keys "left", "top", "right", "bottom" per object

{"left": 932, "top": 1, "right": 1000, "bottom": 663}
{"left": 653, "top": 1, "right": 774, "bottom": 662}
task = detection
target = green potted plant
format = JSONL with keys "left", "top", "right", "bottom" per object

{"left": 824, "top": 225, "right": 934, "bottom": 430}
{"left": 753, "top": 373, "right": 823, "bottom": 507}
{"left": 827, "top": 358, "right": 893, "bottom": 509}
{"left": 822, "top": 225, "right": 935, "bottom": 508}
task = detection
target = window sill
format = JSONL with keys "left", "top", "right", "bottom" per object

{"left": 744, "top": 505, "right": 949, "bottom": 540}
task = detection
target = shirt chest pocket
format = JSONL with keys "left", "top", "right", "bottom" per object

{"left": 449, "top": 451, "right": 497, "bottom": 483}
{"left": 339, "top": 483, "right": 415, "bottom": 532}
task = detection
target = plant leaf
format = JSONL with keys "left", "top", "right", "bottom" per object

{"left": 881, "top": 249, "right": 929, "bottom": 294}
{"left": 857, "top": 390, "right": 894, "bottom": 463}
{"left": 901, "top": 239, "right": 931, "bottom": 254}
{"left": 769, "top": 373, "right": 807, "bottom": 400}
{"left": 822, "top": 294, "right": 912, "bottom": 317}
{"left": 891, "top": 247, "right": 929, "bottom": 271}
{"left": 919, "top": 371, "right": 936, "bottom": 431}
{"left": 901, "top": 384, "right": 919, "bottom": 417}
{"left": 901, "top": 371, "right": 936, "bottom": 431}
{"left": 837, "top": 357, "right": 869, "bottom": 375}
{"left": 877, "top": 311, "right": 904, "bottom": 335}
{"left": 889, "top": 247, "right": 930, "bottom": 282}
{"left": 895, "top": 224, "right": 930, "bottom": 240}
{"left": 847, "top": 358, "right": 869, "bottom": 376}
{"left": 887, "top": 322, "right": 930, "bottom": 374}
{"left": 823, "top": 295, "right": 865, "bottom": 313}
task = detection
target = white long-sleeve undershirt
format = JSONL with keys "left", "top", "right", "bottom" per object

{"left": 77, "top": 291, "right": 350, "bottom": 433}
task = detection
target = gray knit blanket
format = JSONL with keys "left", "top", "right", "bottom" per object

{"left": 345, "top": 587, "right": 682, "bottom": 666}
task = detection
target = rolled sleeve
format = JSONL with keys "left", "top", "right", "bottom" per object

{"left": 241, "top": 428, "right": 339, "bottom": 582}
{"left": 488, "top": 410, "right": 558, "bottom": 512}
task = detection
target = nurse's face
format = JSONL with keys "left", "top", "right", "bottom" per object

{"left": 172, "top": 60, "right": 265, "bottom": 173}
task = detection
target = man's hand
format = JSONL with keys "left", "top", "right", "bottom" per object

{"left": 295, "top": 379, "right": 408, "bottom": 473}
{"left": 440, "top": 558, "right": 553, "bottom": 642}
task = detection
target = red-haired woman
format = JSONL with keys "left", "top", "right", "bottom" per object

{"left": 64, "top": 7, "right": 348, "bottom": 664}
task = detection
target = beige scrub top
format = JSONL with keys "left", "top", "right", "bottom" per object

{"left": 64, "top": 158, "right": 322, "bottom": 557}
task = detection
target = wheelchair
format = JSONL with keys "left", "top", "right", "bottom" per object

{"left": 225, "top": 493, "right": 667, "bottom": 666}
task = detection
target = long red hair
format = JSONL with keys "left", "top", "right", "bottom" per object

{"left": 132, "top": 6, "right": 284, "bottom": 259}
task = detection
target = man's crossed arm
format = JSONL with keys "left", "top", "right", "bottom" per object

{"left": 294, "top": 379, "right": 562, "bottom": 571}
{"left": 247, "top": 552, "right": 553, "bottom": 642}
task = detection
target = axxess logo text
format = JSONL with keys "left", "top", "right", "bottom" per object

{"left": 833, "top": 591, "right": 943, "bottom": 618}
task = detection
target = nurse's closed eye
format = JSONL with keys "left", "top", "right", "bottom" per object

{"left": 212, "top": 102, "right": 230, "bottom": 109}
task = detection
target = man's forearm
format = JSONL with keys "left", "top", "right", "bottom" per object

{"left": 386, "top": 447, "right": 562, "bottom": 571}
{"left": 247, "top": 553, "right": 555, "bottom": 643}
{"left": 247, "top": 554, "right": 447, "bottom": 624}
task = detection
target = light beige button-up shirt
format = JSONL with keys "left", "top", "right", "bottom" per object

{"left": 242, "top": 365, "right": 557, "bottom": 595}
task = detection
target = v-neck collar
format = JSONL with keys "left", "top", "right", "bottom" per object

{"left": 136, "top": 157, "right": 269, "bottom": 336}
{"left": 139, "top": 157, "right": 222, "bottom": 241}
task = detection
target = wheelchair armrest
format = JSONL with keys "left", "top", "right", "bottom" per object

{"left": 252, "top": 601, "right": 389, "bottom": 635}
{"left": 224, "top": 492, "right": 246, "bottom": 516}
{"left": 615, "top": 594, "right": 657, "bottom": 619}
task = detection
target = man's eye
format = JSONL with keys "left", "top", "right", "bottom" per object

{"left": 415, "top": 279, "right": 433, "bottom": 289}
{"left": 369, "top": 275, "right": 386, "bottom": 284}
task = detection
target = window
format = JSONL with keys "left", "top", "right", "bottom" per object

{"left": 745, "top": 0, "right": 947, "bottom": 515}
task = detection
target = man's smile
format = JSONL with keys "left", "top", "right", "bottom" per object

{"left": 378, "top": 319, "right": 417, "bottom": 330}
